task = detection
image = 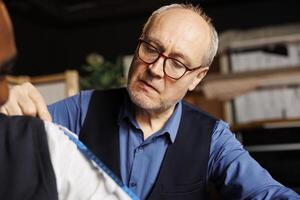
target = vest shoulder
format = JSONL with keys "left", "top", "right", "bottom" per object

{"left": 182, "top": 100, "right": 218, "bottom": 121}
{"left": 0, "top": 114, "right": 44, "bottom": 131}
{"left": 90, "top": 88, "right": 127, "bottom": 107}
{"left": 92, "top": 87, "right": 127, "bottom": 96}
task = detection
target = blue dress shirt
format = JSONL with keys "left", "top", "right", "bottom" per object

{"left": 118, "top": 95, "right": 181, "bottom": 199}
{"left": 48, "top": 90, "right": 300, "bottom": 200}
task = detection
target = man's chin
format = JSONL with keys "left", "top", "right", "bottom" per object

{"left": 128, "top": 90, "right": 160, "bottom": 110}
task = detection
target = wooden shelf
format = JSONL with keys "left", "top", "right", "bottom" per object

{"left": 232, "top": 118, "right": 300, "bottom": 132}
{"left": 197, "top": 67, "right": 300, "bottom": 90}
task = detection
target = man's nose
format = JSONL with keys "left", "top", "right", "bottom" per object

{"left": 148, "top": 56, "right": 165, "bottom": 78}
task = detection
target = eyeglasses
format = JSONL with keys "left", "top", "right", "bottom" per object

{"left": 137, "top": 39, "right": 202, "bottom": 80}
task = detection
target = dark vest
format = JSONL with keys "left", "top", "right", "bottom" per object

{"left": 79, "top": 88, "right": 217, "bottom": 200}
{"left": 0, "top": 114, "right": 58, "bottom": 200}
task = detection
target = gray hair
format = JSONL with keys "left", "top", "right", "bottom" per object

{"left": 142, "top": 3, "right": 219, "bottom": 67}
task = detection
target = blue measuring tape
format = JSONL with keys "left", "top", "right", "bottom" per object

{"left": 59, "top": 126, "right": 140, "bottom": 200}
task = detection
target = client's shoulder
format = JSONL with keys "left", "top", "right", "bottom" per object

{"left": 0, "top": 114, "right": 45, "bottom": 132}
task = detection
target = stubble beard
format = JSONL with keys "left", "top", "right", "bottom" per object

{"left": 127, "top": 84, "right": 171, "bottom": 113}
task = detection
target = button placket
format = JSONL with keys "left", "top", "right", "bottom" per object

{"left": 137, "top": 146, "right": 144, "bottom": 152}
{"left": 130, "top": 182, "right": 137, "bottom": 187}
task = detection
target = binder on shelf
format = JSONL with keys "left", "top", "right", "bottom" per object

{"left": 217, "top": 24, "right": 300, "bottom": 125}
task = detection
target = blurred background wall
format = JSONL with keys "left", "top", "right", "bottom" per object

{"left": 6, "top": 0, "right": 300, "bottom": 76}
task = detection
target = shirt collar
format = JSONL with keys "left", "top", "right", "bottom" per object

{"left": 118, "top": 96, "right": 182, "bottom": 144}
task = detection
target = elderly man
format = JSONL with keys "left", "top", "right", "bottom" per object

{"left": 2, "top": 3, "right": 300, "bottom": 200}
{"left": 0, "top": 1, "right": 138, "bottom": 200}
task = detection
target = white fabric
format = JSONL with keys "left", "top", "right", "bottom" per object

{"left": 44, "top": 122, "right": 135, "bottom": 200}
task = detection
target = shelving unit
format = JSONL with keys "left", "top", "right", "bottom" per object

{"left": 212, "top": 24, "right": 300, "bottom": 125}
{"left": 186, "top": 24, "right": 300, "bottom": 192}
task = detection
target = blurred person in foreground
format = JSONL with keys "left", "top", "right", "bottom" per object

{"left": 0, "top": 1, "right": 138, "bottom": 200}
{"left": 1, "top": 2, "right": 300, "bottom": 200}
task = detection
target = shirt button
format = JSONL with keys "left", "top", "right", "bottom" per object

{"left": 130, "top": 182, "right": 137, "bottom": 187}
{"left": 137, "top": 146, "right": 144, "bottom": 152}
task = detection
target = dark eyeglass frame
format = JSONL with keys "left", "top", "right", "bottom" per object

{"left": 137, "top": 39, "right": 202, "bottom": 80}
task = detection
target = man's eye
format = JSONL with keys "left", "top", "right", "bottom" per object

{"left": 171, "top": 59, "right": 185, "bottom": 70}
{"left": 145, "top": 45, "right": 157, "bottom": 54}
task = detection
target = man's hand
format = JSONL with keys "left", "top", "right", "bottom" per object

{"left": 0, "top": 82, "right": 52, "bottom": 121}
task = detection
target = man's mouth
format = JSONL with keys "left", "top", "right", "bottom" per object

{"left": 139, "top": 80, "right": 159, "bottom": 93}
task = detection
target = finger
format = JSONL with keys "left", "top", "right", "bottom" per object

{"left": 3, "top": 101, "right": 23, "bottom": 116}
{"left": 17, "top": 94, "right": 37, "bottom": 117}
{"left": 2, "top": 91, "right": 23, "bottom": 115}
{"left": 4, "top": 85, "right": 26, "bottom": 115}
{"left": 28, "top": 86, "right": 52, "bottom": 122}
{"left": 0, "top": 106, "right": 8, "bottom": 115}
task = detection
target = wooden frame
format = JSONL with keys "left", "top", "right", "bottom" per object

{"left": 7, "top": 70, "right": 79, "bottom": 104}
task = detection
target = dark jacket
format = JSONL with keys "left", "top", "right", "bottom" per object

{"left": 0, "top": 114, "right": 58, "bottom": 200}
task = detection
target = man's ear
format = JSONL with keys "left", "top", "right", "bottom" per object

{"left": 188, "top": 66, "right": 209, "bottom": 91}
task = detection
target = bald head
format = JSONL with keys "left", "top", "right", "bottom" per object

{"left": 0, "top": 1, "right": 16, "bottom": 105}
{"left": 0, "top": 1, "right": 16, "bottom": 66}
{"left": 142, "top": 4, "right": 218, "bottom": 67}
